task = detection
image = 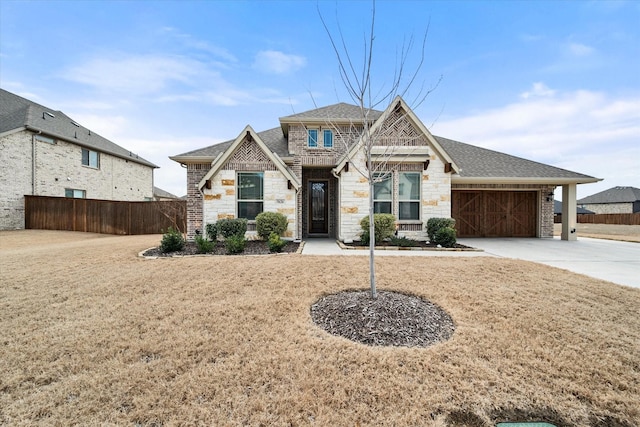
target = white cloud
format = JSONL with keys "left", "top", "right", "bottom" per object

{"left": 253, "top": 50, "right": 306, "bottom": 74}
{"left": 432, "top": 85, "right": 640, "bottom": 198}
{"left": 63, "top": 53, "right": 205, "bottom": 94}
{"left": 520, "top": 82, "right": 556, "bottom": 99}
{"left": 567, "top": 42, "right": 595, "bottom": 57}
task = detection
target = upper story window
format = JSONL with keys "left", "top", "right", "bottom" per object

{"left": 323, "top": 129, "right": 333, "bottom": 148}
{"left": 65, "top": 188, "right": 86, "bottom": 199}
{"left": 81, "top": 148, "right": 100, "bottom": 169}
{"left": 237, "top": 172, "right": 264, "bottom": 221}
{"left": 35, "top": 134, "right": 56, "bottom": 144}
{"left": 307, "top": 129, "right": 318, "bottom": 148}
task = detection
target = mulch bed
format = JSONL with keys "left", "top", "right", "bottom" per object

{"left": 143, "top": 240, "right": 300, "bottom": 257}
{"left": 311, "top": 290, "right": 455, "bottom": 348}
{"left": 342, "top": 241, "right": 473, "bottom": 250}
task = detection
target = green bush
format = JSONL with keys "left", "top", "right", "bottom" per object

{"left": 217, "top": 218, "right": 248, "bottom": 239}
{"left": 267, "top": 232, "right": 287, "bottom": 253}
{"left": 195, "top": 234, "right": 215, "bottom": 253}
{"left": 205, "top": 222, "right": 218, "bottom": 241}
{"left": 433, "top": 226, "right": 457, "bottom": 248}
{"left": 360, "top": 213, "right": 396, "bottom": 245}
{"left": 160, "top": 227, "right": 185, "bottom": 253}
{"left": 389, "top": 236, "right": 420, "bottom": 247}
{"left": 256, "top": 212, "right": 288, "bottom": 240}
{"left": 225, "top": 234, "right": 246, "bottom": 254}
{"left": 426, "top": 217, "right": 456, "bottom": 242}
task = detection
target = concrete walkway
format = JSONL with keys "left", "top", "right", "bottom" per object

{"left": 301, "top": 237, "right": 640, "bottom": 289}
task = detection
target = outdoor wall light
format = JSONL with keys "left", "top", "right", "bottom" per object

{"left": 546, "top": 192, "right": 554, "bottom": 202}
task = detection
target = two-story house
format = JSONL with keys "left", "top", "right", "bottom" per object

{"left": 0, "top": 88, "right": 157, "bottom": 230}
{"left": 170, "top": 96, "right": 599, "bottom": 242}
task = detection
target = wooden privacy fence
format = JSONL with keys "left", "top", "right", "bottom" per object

{"left": 554, "top": 213, "right": 640, "bottom": 225}
{"left": 24, "top": 196, "right": 186, "bottom": 235}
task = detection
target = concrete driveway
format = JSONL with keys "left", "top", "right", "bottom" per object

{"left": 458, "top": 237, "right": 640, "bottom": 289}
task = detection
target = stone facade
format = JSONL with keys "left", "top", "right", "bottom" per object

{"left": 0, "top": 130, "right": 154, "bottom": 230}
{"left": 579, "top": 202, "right": 635, "bottom": 214}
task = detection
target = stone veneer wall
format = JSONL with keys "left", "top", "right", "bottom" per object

{"left": 186, "top": 163, "right": 210, "bottom": 239}
{"left": 338, "top": 149, "right": 452, "bottom": 242}
{"left": 580, "top": 202, "right": 634, "bottom": 214}
{"left": 451, "top": 183, "right": 555, "bottom": 238}
{"left": 0, "top": 130, "right": 154, "bottom": 230}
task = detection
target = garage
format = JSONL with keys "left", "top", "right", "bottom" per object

{"left": 452, "top": 191, "right": 538, "bottom": 237}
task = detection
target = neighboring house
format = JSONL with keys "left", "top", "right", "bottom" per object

{"left": 0, "top": 88, "right": 157, "bottom": 230}
{"left": 153, "top": 186, "right": 180, "bottom": 201}
{"left": 554, "top": 200, "right": 594, "bottom": 215}
{"left": 170, "top": 97, "right": 599, "bottom": 241}
{"left": 577, "top": 186, "right": 640, "bottom": 214}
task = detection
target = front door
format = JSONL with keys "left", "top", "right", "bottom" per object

{"left": 309, "top": 181, "right": 329, "bottom": 234}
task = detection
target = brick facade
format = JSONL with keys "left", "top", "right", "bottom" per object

{"left": 0, "top": 130, "right": 154, "bottom": 230}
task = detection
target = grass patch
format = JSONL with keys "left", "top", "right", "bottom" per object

{"left": 1, "top": 231, "right": 638, "bottom": 426}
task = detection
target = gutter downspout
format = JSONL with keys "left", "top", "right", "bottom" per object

{"left": 31, "top": 131, "right": 42, "bottom": 195}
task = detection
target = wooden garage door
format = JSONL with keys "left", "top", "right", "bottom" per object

{"left": 452, "top": 191, "right": 537, "bottom": 237}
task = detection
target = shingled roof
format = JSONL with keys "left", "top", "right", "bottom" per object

{"left": 577, "top": 186, "right": 640, "bottom": 204}
{"left": 435, "top": 136, "right": 598, "bottom": 183}
{"left": 0, "top": 89, "right": 157, "bottom": 168}
{"left": 171, "top": 100, "right": 600, "bottom": 184}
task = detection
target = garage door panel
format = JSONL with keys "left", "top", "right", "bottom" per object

{"left": 453, "top": 191, "right": 537, "bottom": 237}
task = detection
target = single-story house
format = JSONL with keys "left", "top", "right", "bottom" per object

{"left": 0, "top": 88, "right": 158, "bottom": 230}
{"left": 577, "top": 186, "right": 640, "bottom": 214}
{"left": 153, "top": 186, "right": 181, "bottom": 201}
{"left": 170, "top": 96, "right": 599, "bottom": 241}
{"left": 554, "top": 200, "right": 594, "bottom": 215}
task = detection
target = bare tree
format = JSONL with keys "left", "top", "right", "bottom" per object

{"left": 318, "top": 1, "right": 440, "bottom": 299}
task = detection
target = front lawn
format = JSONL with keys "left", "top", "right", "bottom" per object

{"left": 0, "top": 231, "right": 638, "bottom": 426}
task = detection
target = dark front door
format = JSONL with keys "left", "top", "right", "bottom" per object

{"left": 309, "top": 181, "right": 329, "bottom": 234}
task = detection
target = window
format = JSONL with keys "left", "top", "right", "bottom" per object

{"left": 82, "top": 148, "right": 99, "bottom": 168}
{"left": 307, "top": 129, "right": 318, "bottom": 147}
{"left": 323, "top": 129, "right": 333, "bottom": 148}
{"left": 35, "top": 134, "right": 56, "bottom": 144}
{"left": 373, "top": 173, "right": 392, "bottom": 214}
{"left": 398, "top": 172, "right": 420, "bottom": 220}
{"left": 65, "top": 188, "right": 86, "bottom": 198}
{"left": 237, "top": 172, "right": 264, "bottom": 220}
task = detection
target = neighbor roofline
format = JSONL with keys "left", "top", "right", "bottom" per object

{"left": 23, "top": 125, "right": 158, "bottom": 168}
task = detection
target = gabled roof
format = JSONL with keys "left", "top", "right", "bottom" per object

{"left": 435, "top": 136, "right": 600, "bottom": 184}
{"left": 0, "top": 88, "right": 157, "bottom": 168}
{"left": 333, "top": 96, "right": 458, "bottom": 174}
{"left": 197, "top": 125, "right": 300, "bottom": 191}
{"left": 577, "top": 186, "right": 640, "bottom": 204}
{"left": 153, "top": 186, "right": 179, "bottom": 199}
{"left": 279, "top": 102, "right": 384, "bottom": 136}
{"left": 170, "top": 126, "right": 289, "bottom": 163}
{"left": 554, "top": 200, "right": 594, "bottom": 215}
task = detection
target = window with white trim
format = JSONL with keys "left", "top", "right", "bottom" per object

{"left": 373, "top": 173, "right": 392, "bottom": 214}
{"left": 237, "top": 172, "right": 264, "bottom": 220}
{"left": 81, "top": 148, "right": 99, "bottom": 168}
{"left": 65, "top": 188, "right": 86, "bottom": 198}
{"left": 323, "top": 129, "right": 333, "bottom": 148}
{"left": 398, "top": 172, "right": 420, "bottom": 220}
{"left": 307, "top": 129, "right": 318, "bottom": 147}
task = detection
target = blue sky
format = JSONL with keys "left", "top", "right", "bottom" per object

{"left": 1, "top": 0, "right": 638, "bottom": 199}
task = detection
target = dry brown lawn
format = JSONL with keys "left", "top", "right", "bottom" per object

{"left": 554, "top": 223, "right": 640, "bottom": 243}
{"left": 1, "top": 230, "right": 639, "bottom": 426}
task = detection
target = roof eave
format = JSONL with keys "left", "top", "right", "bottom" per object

{"left": 169, "top": 155, "right": 217, "bottom": 164}
{"left": 452, "top": 176, "right": 603, "bottom": 185}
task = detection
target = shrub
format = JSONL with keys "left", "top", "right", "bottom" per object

{"left": 256, "top": 212, "right": 288, "bottom": 240}
{"left": 433, "top": 226, "right": 457, "bottom": 248}
{"left": 426, "top": 217, "right": 456, "bottom": 242}
{"left": 205, "top": 222, "right": 218, "bottom": 241}
{"left": 160, "top": 227, "right": 185, "bottom": 253}
{"left": 195, "top": 234, "right": 215, "bottom": 253}
{"left": 218, "top": 218, "right": 248, "bottom": 239}
{"left": 225, "top": 234, "right": 246, "bottom": 254}
{"left": 389, "top": 236, "right": 420, "bottom": 247}
{"left": 360, "top": 213, "right": 396, "bottom": 245}
{"left": 267, "top": 232, "right": 287, "bottom": 253}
